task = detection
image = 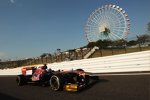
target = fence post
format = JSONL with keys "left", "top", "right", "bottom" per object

{"left": 111, "top": 48, "right": 114, "bottom": 55}
{"left": 139, "top": 43, "right": 142, "bottom": 51}
{"left": 100, "top": 49, "right": 103, "bottom": 57}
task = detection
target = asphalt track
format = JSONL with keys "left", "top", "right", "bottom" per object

{"left": 0, "top": 75, "right": 149, "bottom": 100}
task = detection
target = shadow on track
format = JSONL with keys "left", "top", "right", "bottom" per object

{"left": 0, "top": 93, "right": 20, "bottom": 100}
{"left": 77, "top": 77, "right": 109, "bottom": 93}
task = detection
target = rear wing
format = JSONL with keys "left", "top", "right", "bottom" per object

{"left": 21, "top": 67, "right": 36, "bottom": 75}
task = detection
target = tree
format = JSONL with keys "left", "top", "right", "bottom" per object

{"left": 113, "top": 39, "right": 126, "bottom": 47}
{"left": 95, "top": 39, "right": 112, "bottom": 49}
{"left": 86, "top": 42, "right": 96, "bottom": 48}
{"left": 40, "top": 53, "right": 47, "bottom": 58}
{"left": 127, "top": 40, "right": 137, "bottom": 46}
{"left": 102, "top": 40, "right": 112, "bottom": 48}
{"left": 136, "top": 34, "right": 149, "bottom": 44}
{"left": 95, "top": 40, "right": 103, "bottom": 49}
{"left": 47, "top": 53, "right": 52, "bottom": 57}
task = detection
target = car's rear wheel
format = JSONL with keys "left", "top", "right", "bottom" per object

{"left": 16, "top": 75, "right": 26, "bottom": 86}
{"left": 49, "top": 75, "right": 64, "bottom": 91}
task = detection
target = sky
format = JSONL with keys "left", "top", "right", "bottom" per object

{"left": 0, "top": 0, "right": 150, "bottom": 61}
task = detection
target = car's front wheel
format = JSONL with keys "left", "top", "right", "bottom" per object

{"left": 49, "top": 75, "right": 64, "bottom": 91}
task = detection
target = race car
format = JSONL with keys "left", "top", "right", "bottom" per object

{"left": 16, "top": 64, "right": 51, "bottom": 87}
{"left": 16, "top": 64, "right": 98, "bottom": 92}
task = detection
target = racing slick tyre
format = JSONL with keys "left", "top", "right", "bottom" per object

{"left": 84, "top": 75, "right": 90, "bottom": 85}
{"left": 49, "top": 74, "right": 64, "bottom": 91}
{"left": 16, "top": 75, "right": 26, "bottom": 86}
{"left": 39, "top": 72, "right": 50, "bottom": 87}
{"left": 76, "top": 69, "right": 89, "bottom": 85}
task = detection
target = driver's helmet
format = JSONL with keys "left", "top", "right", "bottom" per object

{"left": 41, "top": 64, "right": 47, "bottom": 69}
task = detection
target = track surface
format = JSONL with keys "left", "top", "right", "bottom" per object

{"left": 0, "top": 75, "right": 149, "bottom": 100}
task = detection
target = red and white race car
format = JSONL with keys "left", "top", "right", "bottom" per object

{"left": 16, "top": 64, "right": 98, "bottom": 92}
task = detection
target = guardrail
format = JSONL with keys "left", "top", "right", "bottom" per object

{"left": 0, "top": 50, "right": 149, "bottom": 75}
{"left": 47, "top": 50, "right": 150, "bottom": 73}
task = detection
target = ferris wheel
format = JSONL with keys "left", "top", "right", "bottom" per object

{"left": 85, "top": 4, "right": 130, "bottom": 42}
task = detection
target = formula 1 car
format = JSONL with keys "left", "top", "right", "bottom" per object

{"left": 16, "top": 64, "right": 51, "bottom": 87}
{"left": 16, "top": 65, "right": 98, "bottom": 92}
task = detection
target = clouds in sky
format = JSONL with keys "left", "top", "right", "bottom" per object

{"left": 10, "top": 0, "right": 15, "bottom": 4}
{"left": 0, "top": 52, "right": 7, "bottom": 58}
{"left": 9, "top": 0, "right": 23, "bottom": 7}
